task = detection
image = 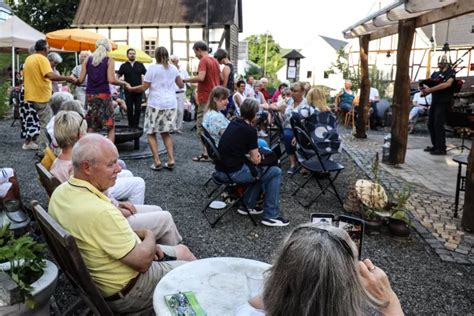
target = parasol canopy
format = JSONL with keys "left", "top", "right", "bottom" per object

{"left": 46, "top": 28, "right": 117, "bottom": 52}
{"left": 108, "top": 45, "right": 153, "bottom": 63}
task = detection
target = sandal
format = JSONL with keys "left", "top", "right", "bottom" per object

{"left": 150, "top": 162, "right": 163, "bottom": 171}
{"left": 164, "top": 162, "right": 175, "bottom": 170}
{"left": 192, "top": 154, "right": 211, "bottom": 162}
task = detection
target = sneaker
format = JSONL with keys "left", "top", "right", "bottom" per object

{"left": 287, "top": 166, "right": 298, "bottom": 174}
{"left": 237, "top": 207, "right": 264, "bottom": 215}
{"left": 257, "top": 130, "right": 268, "bottom": 137}
{"left": 261, "top": 217, "right": 290, "bottom": 227}
{"left": 22, "top": 142, "right": 39, "bottom": 150}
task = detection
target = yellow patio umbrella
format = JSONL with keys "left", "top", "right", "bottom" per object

{"left": 108, "top": 45, "right": 153, "bottom": 63}
{"left": 46, "top": 28, "right": 117, "bottom": 52}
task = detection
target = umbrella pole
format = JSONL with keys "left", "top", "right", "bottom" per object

{"left": 75, "top": 52, "right": 79, "bottom": 66}
{"left": 11, "top": 46, "right": 15, "bottom": 87}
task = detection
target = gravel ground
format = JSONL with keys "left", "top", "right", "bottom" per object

{"left": 0, "top": 117, "right": 472, "bottom": 315}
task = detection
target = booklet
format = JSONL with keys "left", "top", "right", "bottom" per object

{"left": 164, "top": 291, "right": 206, "bottom": 316}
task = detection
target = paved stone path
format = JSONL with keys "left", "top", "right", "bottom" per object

{"left": 340, "top": 127, "right": 474, "bottom": 264}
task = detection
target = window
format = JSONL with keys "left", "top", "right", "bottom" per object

{"left": 144, "top": 40, "right": 156, "bottom": 57}
{"left": 307, "top": 71, "right": 312, "bottom": 78}
{"left": 323, "top": 71, "right": 329, "bottom": 79}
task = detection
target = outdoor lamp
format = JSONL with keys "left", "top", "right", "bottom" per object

{"left": 443, "top": 42, "right": 450, "bottom": 52}
{"left": 382, "top": 134, "right": 391, "bottom": 163}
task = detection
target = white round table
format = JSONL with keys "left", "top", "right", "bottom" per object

{"left": 153, "top": 257, "right": 271, "bottom": 315}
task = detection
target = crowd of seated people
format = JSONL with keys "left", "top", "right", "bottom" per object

{"left": 6, "top": 61, "right": 407, "bottom": 315}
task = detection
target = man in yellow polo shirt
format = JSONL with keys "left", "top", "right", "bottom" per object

{"left": 49, "top": 134, "right": 195, "bottom": 313}
{"left": 23, "top": 39, "right": 75, "bottom": 151}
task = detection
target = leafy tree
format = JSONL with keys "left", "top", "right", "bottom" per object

{"left": 6, "top": 0, "right": 80, "bottom": 33}
{"left": 246, "top": 34, "right": 285, "bottom": 88}
{"left": 327, "top": 48, "right": 360, "bottom": 91}
{"left": 327, "top": 48, "right": 392, "bottom": 99}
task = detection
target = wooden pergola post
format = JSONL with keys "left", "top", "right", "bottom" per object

{"left": 388, "top": 18, "right": 416, "bottom": 164}
{"left": 462, "top": 143, "right": 474, "bottom": 231}
{"left": 355, "top": 35, "right": 370, "bottom": 139}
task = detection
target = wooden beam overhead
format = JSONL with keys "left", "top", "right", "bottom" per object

{"left": 373, "top": 14, "right": 398, "bottom": 27}
{"left": 405, "top": 0, "right": 457, "bottom": 14}
{"left": 343, "top": 0, "right": 472, "bottom": 40}
{"left": 387, "top": 4, "right": 427, "bottom": 20}
{"left": 368, "top": 25, "right": 399, "bottom": 41}
{"left": 415, "top": 0, "right": 474, "bottom": 28}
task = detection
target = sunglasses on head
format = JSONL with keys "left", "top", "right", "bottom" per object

{"left": 293, "top": 225, "right": 355, "bottom": 259}
{"left": 77, "top": 114, "right": 86, "bottom": 140}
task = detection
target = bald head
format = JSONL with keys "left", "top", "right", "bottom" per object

{"left": 72, "top": 134, "right": 116, "bottom": 171}
{"left": 71, "top": 134, "right": 121, "bottom": 191}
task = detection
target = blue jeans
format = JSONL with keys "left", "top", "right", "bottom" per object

{"left": 339, "top": 102, "right": 352, "bottom": 112}
{"left": 281, "top": 128, "right": 295, "bottom": 155}
{"left": 216, "top": 164, "right": 282, "bottom": 219}
{"left": 409, "top": 106, "right": 427, "bottom": 124}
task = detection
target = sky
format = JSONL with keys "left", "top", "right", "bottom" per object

{"left": 241, "top": 0, "right": 391, "bottom": 49}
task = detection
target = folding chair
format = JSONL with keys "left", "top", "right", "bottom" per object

{"left": 289, "top": 114, "right": 318, "bottom": 176}
{"left": 268, "top": 111, "right": 286, "bottom": 162}
{"left": 291, "top": 126, "right": 344, "bottom": 208}
{"left": 200, "top": 133, "right": 258, "bottom": 228}
{"left": 35, "top": 162, "right": 61, "bottom": 198}
{"left": 200, "top": 125, "right": 222, "bottom": 196}
{"left": 31, "top": 201, "right": 114, "bottom": 316}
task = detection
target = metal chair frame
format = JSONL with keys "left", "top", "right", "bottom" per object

{"left": 291, "top": 126, "right": 345, "bottom": 208}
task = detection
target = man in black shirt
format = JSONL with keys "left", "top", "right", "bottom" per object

{"left": 215, "top": 99, "right": 289, "bottom": 227}
{"left": 117, "top": 48, "right": 147, "bottom": 128}
{"left": 421, "top": 54, "right": 455, "bottom": 155}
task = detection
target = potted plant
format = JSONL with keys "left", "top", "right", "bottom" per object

{"left": 387, "top": 186, "right": 411, "bottom": 237}
{"left": 0, "top": 224, "right": 58, "bottom": 315}
{"left": 354, "top": 154, "right": 389, "bottom": 232}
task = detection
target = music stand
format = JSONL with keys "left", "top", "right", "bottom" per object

{"left": 447, "top": 127, "right": 471, "bottom": 153}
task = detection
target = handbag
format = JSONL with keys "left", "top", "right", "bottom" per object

{"left": 259, "top": 148, "right": 279, "bottom": 167}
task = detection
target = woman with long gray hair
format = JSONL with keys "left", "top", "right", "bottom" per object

{"left": 127, "top": 46, "right": 184, "bottom": 171}
{"left": 74, "top": 38, "right": 128, "bottom": 142}
{"left": 239, "top": 223, "right": 403, "bottom": 316}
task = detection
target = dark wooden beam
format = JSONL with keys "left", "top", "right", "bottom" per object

{"left": 355, "top": 35, "right": 370, "bottom": 139}
{"left": 462, "top": 142, "right": 474, "bottom": 231}
{"left": 388, "top": 18, "right": 416, "bottom": 164}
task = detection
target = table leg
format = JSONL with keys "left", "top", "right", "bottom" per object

{"left": 454, "top": 163, "right": 462, "bottom": 218}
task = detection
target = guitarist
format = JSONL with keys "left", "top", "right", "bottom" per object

{"left": 421, "top": 54, "right": 456, "bottom": 155}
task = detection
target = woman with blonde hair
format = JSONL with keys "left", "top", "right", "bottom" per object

{"left": 202, "top": 86, "right": 230, "bottom": 146}
{"left": 127, "top": 46, "right": 184, "bottom": 171}
{"left": 50, "top": 111, "right": 88, "bottom": 182}
{"left": 75, "top": 38, "right": 128, "bottom": 142}
{"left": 306, "top": 87, "right": 330, "bottom": 112}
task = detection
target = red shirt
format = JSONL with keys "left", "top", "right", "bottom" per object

{"left": 261, "top": 88, "right": 271, "bottom": 101}
{"left": 197, "top": 56, "right": 221, "bottom": 104}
